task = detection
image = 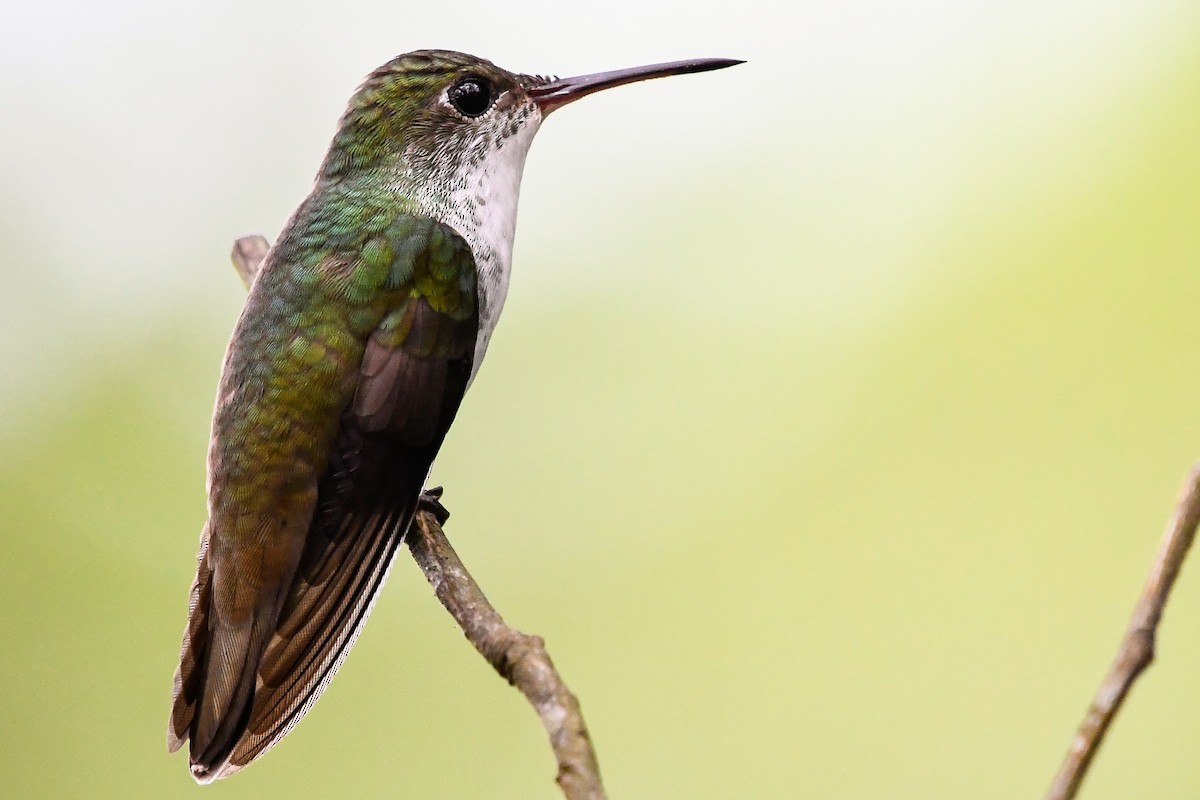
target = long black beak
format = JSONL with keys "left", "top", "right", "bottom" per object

{"left": 527, "top": 58, "right": 743, "bottom": 114}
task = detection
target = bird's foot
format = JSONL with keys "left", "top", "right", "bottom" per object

{"left": 419, "top": 486, "right": 451, "bottom": 525}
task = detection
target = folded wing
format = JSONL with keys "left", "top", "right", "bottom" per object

{"left": 169, "top": 214, "right": 479, "bottom": 781}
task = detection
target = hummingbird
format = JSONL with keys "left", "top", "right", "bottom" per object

{"left": 167, "top": 49, "right": 740, "bottom": 782}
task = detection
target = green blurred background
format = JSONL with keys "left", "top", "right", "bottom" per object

{"left": 3, "top": 1, "right": 1200, "bottom": 797}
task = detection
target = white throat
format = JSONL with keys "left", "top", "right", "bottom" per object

{"left": 402, "top": 109, "right": 543, "bottom": 382}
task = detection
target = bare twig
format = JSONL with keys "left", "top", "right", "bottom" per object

{"left": 1046, "top": 463, "right": 1200, "bottom": 800}
{"left": 229, "top": 236, "right": 606, "bottom": 800}
{"left": 412, "top": 490, "right": 605, "bottom": 799}
{"left": 230, "top": 234, "right": 270, "bottom": 287}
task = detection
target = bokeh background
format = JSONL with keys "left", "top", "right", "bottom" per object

{"left": 3, "top": 0, "right": 1200, "bottom": 797}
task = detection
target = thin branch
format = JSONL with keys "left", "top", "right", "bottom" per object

{"left": 229, "top": 236, "right": 606, "bottom": 800}
{"left": 1045, "top": 463, "right": 1200, "bottom": 800}
{"left": 230, "top": 234, "right": 270, "bottom": 287}
{"left": 413, "top": 490, "right": 606, "bottom": 799}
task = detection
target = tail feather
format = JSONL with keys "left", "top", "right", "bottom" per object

{"left": 231, "top": 504, "right": 413, "bottom": 772}
{"left": 189, "top": 614, "right": 273, "bottom": 780}
{"left": 168, "top": 528, "right": 213, "bottom": 754}
{"left": 167, "top": 443, "right": 433, "bottom": 782}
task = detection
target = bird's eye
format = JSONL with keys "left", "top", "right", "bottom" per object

{"left": 448, "top": 77, "right": 494, "bottom": 118}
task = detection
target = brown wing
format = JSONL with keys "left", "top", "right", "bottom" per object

{"left": 223, "top": 299, "right": 476, "bottom": 776}
{"left": 169, "top": 216, "right": 479, "bottom": 782}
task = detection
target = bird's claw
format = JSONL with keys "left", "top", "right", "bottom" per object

{"left": 419, "top": 486, "right": 450, "bottom": 525}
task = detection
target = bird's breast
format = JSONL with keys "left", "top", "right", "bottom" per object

{"left": 402, "top": 112, "right": 543, "bottom": 382}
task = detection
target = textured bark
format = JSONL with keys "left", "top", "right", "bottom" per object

{"left": 413, "top": 489, "right": 605, "bottom": 799}
{"left": 1045, "top": 464, "right": 1200, "bottom": 800}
